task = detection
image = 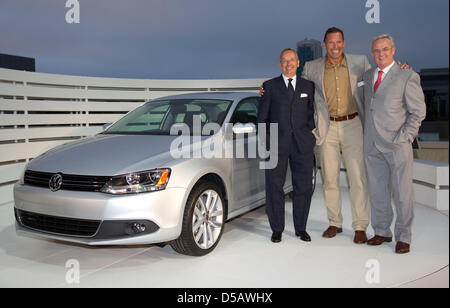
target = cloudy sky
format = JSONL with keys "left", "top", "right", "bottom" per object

{"left": 0, "top": 0, "right": 448, "bottom": 79}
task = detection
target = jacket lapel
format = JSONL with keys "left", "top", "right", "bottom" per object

{"left": 294, "top": 75, "right": 302, "bottom": 99}
{"left": 365, "top": 68, "right": 377, "bottom": 108}
{"left": 277, "top": 75, "right": 298, "bottom": 102}
{"left": 374, "top": 62, "right": 399, "bottom": 95}
{"left": 316, "top": 58, "right": 326, "bottom": 99}
{"left": 276, "top": 75, "right": 289, "bottom": 98}
{"left": 346, "top": 55, "right": 358, "bottom": 96}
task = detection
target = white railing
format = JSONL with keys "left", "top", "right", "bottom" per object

{"left": 2, "top": 68, "right": 448, "bottom": 212}
{"left": 0, "top": 68, "right": 264, "bottom": 205}
{"left": 413, "top": 159, "right": 449, "bottom": 211}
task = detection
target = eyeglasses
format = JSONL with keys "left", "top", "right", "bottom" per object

{"left": 372, "top": 47, "right": 393, "bottom": 55}
{"left": 280, "top": 59, "right": 298, "bottom": 64}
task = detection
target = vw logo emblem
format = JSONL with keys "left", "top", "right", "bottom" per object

{"left": 49, "top": 173, "right": 63, "bottom": 192}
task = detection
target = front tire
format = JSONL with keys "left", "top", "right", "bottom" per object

{"left": 170, "top": 181, "right": 225, "bottom": 256}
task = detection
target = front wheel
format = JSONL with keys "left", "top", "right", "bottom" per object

{"left": 170, "top": 181, "right": 225, "bottom": 256}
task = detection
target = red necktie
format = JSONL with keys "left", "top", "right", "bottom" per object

{"left": 373, "top": 70, "right": 383, "bottom": 93}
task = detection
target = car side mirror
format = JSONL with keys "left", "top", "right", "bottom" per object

{"left": 232, "top": 123, "right": 256, "bottom": 135}
{"left": 102, "top": 123, "right": 113, "bottom": 131}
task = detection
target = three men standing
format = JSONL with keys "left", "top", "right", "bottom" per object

{"left": 258, "top": 28, "right": 425, "bottom": 254}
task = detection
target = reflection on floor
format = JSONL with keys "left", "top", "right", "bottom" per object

{"left": 0, "top": 185, "right": 448, "bottom": 288}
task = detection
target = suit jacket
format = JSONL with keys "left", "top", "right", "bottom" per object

{"left": 302, "top": 54, "right": 371, "bottom": 145}
{"left": 257, "top": 75, "right": 316, "bottom": 153}
{"left": 360, "top": 62, "right": 426, "bottom": 153}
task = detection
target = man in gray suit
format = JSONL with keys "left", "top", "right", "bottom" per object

{"left": 360, "top": 34, "right": 426, "bottom": 254}
{"left": 302, "top": 27, "right": 371, "bottom": 244}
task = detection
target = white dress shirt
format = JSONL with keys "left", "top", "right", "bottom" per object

{"left": 373, "top": 60, "right": 395, "bottom": 85}
{"left": 282, "top": 74, "right": 297, "bottom": 91}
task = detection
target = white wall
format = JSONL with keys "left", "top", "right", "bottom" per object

{"left": 0, "top": 68, "right": 263, "bottom": 205}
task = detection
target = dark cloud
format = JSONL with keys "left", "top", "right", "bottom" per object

{"left": 0, "top": 0, "right": 448, "bottom": 79}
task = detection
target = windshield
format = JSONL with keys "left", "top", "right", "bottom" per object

{"left": 103, "top": 99, "right": 233, "bottom": 136}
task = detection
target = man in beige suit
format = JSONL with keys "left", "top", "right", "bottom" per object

{"left": 302, "top": 27, "right": 371, "bottom": 244}
{"left": 361, "top": 34, "right": 426, "bottom": 254}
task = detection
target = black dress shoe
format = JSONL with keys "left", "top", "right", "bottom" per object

{"left": 271, "top": 232, "right": 282, "bottom": 243}
{"left": 296, "top": 231, "right": 311, "bottom": 242}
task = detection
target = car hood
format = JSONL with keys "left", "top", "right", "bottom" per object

{"left": 26, "top": 134, "right": 194, "bottom": 176}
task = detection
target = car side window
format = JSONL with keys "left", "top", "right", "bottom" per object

{"left": 230, "top": 97, "right": 259, "bottom": 125}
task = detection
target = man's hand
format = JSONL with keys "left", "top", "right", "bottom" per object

{"left": 397, "top": 61, "right": 413, "bottom": 70}
{"left": 259, "top": 85, "right": 265, "bottom": 97}
{"left": 259, "top": 79, "right": 270, "bottom": 97}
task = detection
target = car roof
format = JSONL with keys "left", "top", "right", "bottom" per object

{"left": 150, "top": 91, "right": 259, "bottom": 102}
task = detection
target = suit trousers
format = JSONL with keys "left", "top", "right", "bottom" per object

{"left": 317, "top": 116, "right": 369, "bottom": 231}
{"left": 265, "top": 135, "right": 314, "bottom": 233}
{"left": 364, "top": 142, "right": 414, "bottom": 244}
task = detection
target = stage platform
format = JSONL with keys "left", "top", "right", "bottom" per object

{"left": 0, "top": 185, "right": 448, "bottom": 288}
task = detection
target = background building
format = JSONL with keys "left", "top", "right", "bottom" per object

{"left": 296, "top": 38, "right": 322, "bottom": 75}
{"left": 419, "top": 68, "right": 449, "bottom": 141}
{"left": 0, "top": 53, "right": 35, "bottom": 72}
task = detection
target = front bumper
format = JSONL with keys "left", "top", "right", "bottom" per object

{"left": 13, "top": 183, "right": 188, "bottom": 245}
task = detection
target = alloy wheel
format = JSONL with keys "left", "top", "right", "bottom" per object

{"left": 192, "top": 189, "right": 224, "bottom": 250}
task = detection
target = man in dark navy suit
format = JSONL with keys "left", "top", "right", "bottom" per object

{"left": 257, "top": 48, "right": 316, "bottom": 243}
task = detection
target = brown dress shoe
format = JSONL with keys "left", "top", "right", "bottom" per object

{"left": 322, "top": 226, "right": 343, "bottom": 238}
{"left": 353, "top": 231, "right": 368, "bottom": 244}
{"left": 367, "top": 235, "right": 392, "bottom": 246}
{"left": 395, "top": 242, "right": 410, "bottom": 254}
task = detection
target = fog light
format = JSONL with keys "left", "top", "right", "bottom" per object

{"left": 131, "top": 223, "right": 146, "bottom": 234}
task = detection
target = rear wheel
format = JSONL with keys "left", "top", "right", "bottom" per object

{"left": 170, "top": 181, "right": 225, "bottom": 256}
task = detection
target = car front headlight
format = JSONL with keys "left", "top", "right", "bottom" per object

{"left": 101, "top": 168, "right": 171, "bottom": 195}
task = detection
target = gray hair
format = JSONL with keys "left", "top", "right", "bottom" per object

{"left": 372, "top": 34, "right": 395, "bottom": 49}
{"left": 280, "top": 48, "right": 299, "bottom": 62}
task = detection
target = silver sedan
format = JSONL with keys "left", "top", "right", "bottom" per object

{"left": 14, "top": 92, "right": 316, "bottom": 256}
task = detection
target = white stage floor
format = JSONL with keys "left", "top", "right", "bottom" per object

{"left": 0, "top": 185, "right": 448, "bottom": 288}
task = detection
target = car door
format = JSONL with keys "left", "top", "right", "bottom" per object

{"left": 230, "top": 97, "right": 266, "bottom": 210}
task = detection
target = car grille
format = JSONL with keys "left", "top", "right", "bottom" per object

{"left": 15, "top": 209, "right": 101, "bottom": 237}
{"left": 24, "top": 170, "right": 110, "bottom": 192}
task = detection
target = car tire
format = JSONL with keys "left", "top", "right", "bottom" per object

{"left": 170, "top": 180, "right": 225, "bottom": 256}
